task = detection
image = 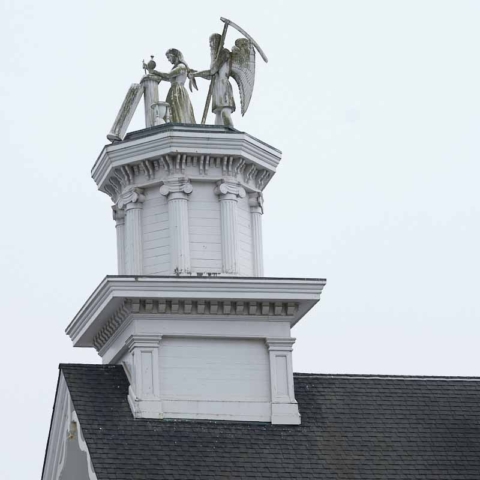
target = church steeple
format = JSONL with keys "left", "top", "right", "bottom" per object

{"left": 65, "top": 19, "right": 326, "bottom": 425}
{"left": 68, "top": 121, "right": 325, "bottom": 425}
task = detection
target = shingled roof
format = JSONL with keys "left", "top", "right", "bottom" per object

{"left": 57, "top": 364, "right": 480, "bottom": 479}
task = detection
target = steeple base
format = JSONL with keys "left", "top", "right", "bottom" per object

{"left": 66, "top": 276, "right": 325, "bottom": 424}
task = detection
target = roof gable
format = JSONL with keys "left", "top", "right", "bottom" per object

{"left": 42, "top": 371, "right": 98, "bottom": 480}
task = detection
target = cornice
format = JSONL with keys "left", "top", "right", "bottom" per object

{"left": 66, "top": 276, "right": 326, "bottom": 348}
{"left": 92, "top": 298, "right": 301, "bottom": 352}
{"left": 92, "top": 126, "right": 281, "bottom": 199}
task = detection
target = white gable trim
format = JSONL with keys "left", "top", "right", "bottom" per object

{"left": 42, "top": 373, "right": 98, "bottom": 480}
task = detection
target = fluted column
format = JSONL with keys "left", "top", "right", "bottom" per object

{"left": 112, "top": 206, "right": 126, "bottom": 274}
{"left": 215, "top": 180, "right": 246, "bottom": 275}
{"left": 248, "top": 192, "right": 264, "bottom": 277}
{"left": 142, "top": 75, "right": 160, "bottom": 128}
{"left": 160, "top": 177, "right": 193, "bottom": 275}
{"left": 118, "top": 188, "right": 145, "bottom": 275}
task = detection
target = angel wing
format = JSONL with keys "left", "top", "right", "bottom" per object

{"left": 230, "top": 38, "right": 256, "bottom": 116}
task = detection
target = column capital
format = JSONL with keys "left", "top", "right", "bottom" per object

{"left": 265, "top": 337, "right": 296, "bottom": 351}
{"left": 214, "top": 179, "right": 246, "bottom": 199}
{"left": 248, "top": 192, "right": 264, "bottom": 213}
{"left": 159, "top": 176, "right": 193, "bottom": 198}
{"left": 126, "top": 334, "right": 163, "bottom": 352}
{"left": 112, "top": 205, "right": 125, "bottom": 222}
{"left": 141, "top": 74, "right": 162, "bottom": 85}
{"left": 117, "top": 187, "right": 145, "bottom": 209}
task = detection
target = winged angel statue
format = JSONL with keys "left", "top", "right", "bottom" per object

{"left": 194, "top": 20, "right": 267, "bottom": 128}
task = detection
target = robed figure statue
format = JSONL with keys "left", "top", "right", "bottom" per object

{"left": 150, "top": 49, "right": 197, "bottom": 124}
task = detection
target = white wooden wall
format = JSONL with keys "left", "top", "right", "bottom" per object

{"left": 142, "top": 187, "right": 170, "bottom": 274}
{"left": 136, "top": 183, "right": 256, "bottom": 276}
{"left": 188, "top": 183, "right": 222, "bottom": 274}
{"left": 159, "top": 337, "right": 271, "bottom": 402}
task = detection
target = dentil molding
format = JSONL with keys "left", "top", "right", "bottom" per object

{"left": 66, "top": 276, "right": 326, "bottom": 348}
{"left": 92, "top": 298, "right": 300, "bottom": 351}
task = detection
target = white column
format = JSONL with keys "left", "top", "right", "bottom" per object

{"left": 142, "top": 75, "right": 160, "bottom": 128}
{"left": 160, "top": 177, "right": 193, "bottom": 275}
{"left": 112, "top": 206, "right": 126, "bottom": 274}
{"left": 215, "top": 180, "right": 246, "bottom": 275}
{"left": 248, "top": 192, "right": 264, "bottom": 277}
{"left": 118, "top": 188, "right": 145, "bottom": 275}
{"left": 266, "top": 338, "right": 300, "bottom": 425}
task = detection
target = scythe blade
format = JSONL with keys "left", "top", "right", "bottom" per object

{"left": 220, "top": 17, "right": 268, "bottom": 63}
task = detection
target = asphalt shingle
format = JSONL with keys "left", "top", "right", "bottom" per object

{"left": 59, "top": 364, "right": 480, "bottom": 479}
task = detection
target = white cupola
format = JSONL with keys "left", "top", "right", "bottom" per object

{"left": 94, "top": 124, "right": 278, "bottom": 277}
{"left": 66, "top": 79, "right": 325, "bottom": 425}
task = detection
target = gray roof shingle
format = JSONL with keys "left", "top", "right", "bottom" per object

{"left": 58, "top": 364, "right": 480, "bottom": 479}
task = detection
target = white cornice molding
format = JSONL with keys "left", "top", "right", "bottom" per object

{"left": 92, "top": 299, "right": 301, "bottom": 352}
{"left": 65, "top": 276, "right": 326, "bottom": 348}
{"left": 92, "top": 126, "right": 281, "bottom": 198}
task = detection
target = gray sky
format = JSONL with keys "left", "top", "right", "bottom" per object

{"left": 1, "top": 0, "right": 480, "bottom": 477}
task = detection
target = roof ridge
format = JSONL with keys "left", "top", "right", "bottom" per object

{"left": 59, "top": 364, "right": 480, "bottom": 381}
{"left": 59, "top": 363, "right": 118, "bottom": 369}
{"left": 294, "top": 372, "right": 480, "bottom": 381}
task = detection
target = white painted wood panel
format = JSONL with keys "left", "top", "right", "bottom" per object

{"left": 159, "top": 337, "right": 271, "bottom": 402}
{"left": 142, "top": 186, "right": 170, "bottom": 274}
{"left": 144, "top": 245, "right": 169, "bottom": 258}
{"left": 188, "top": 183, "right": 222, "bottom": 273}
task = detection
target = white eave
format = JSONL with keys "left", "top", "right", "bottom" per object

{"left": 91, "top": 125, "right": 282, "bottom": 190}
{"left": 66, "top": 276, "right": 326, "bottom": 348}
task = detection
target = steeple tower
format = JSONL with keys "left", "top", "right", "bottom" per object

{"left": 65, "top": 24, "right": 326, "bottom": 425}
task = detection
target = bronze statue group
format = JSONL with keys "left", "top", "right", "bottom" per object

{"left": 143, "top": 18, "right": 267, "bottom": 128}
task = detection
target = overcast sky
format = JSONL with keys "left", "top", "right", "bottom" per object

{"left": 1, "top": 0, "right": 480, "bottom": 477}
